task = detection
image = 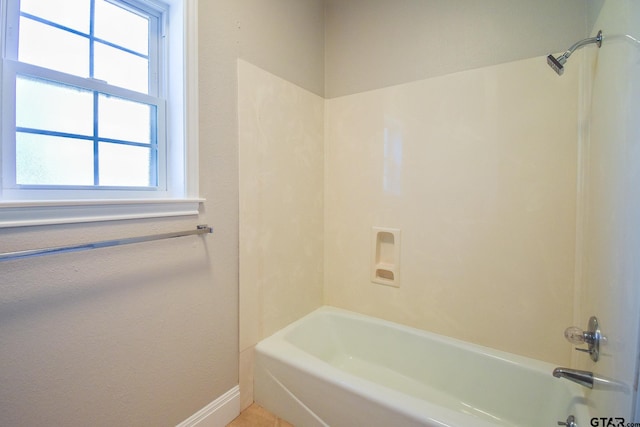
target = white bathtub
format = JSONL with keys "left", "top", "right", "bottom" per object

{"left": 254, "top": 306, "right": 591, "bottom": 427}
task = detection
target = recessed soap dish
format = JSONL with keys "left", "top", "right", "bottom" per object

{"left": 371, "top": 227, "right": 400, "bottom": 287}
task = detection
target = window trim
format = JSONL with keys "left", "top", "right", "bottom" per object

{"left": 0, "top": 0, "right": 201, "bottom": 228}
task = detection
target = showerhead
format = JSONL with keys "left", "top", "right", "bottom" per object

{"left": 547, "top": 30, "right": 603, "bottom": 76}
{"left": 547, "top": 54, "right": 566, "bottom": 76}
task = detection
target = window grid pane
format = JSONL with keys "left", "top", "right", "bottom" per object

{"left": 94, "top": 0, "right": 149, "bottom": 55}
{"left": 18, "top": 0, "right": 152, "bottom": 94}
{"left": 94, "top": 41, "right": 149, "bottom": 93}
{"left": 98, "top": 142, "right": 155, "bottom": 187}
{"left": 20, "top": 0, "right": 91, "bottom": 33}
{"left": 16, "top": 75, "right": 94, "bottom": 136}
{"left": 16, "top": 132, "right": 95, "bottom": 186}
{"left": 18, "top": 16, "right": 90, "bottom": 77}
{"left": 12, "top": 0, "right": 161, "bottom": 189}
{"left": 15, "top": 74, "right": 158, "bottom": 188}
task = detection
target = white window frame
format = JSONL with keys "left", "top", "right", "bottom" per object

{"left": 0, "top": 0, "right": 200, "bottom": 227}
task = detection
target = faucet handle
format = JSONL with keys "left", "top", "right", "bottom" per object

{"left": 563, "top": 316, "right": 601, "bottom": 362}
{"left": 564, "top": 326, "right": 589, "bottom": 344}
{"left": 558, "top": 415, "right": 577, "bottom": 427}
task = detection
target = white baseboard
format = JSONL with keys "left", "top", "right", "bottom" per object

{"left": 176, "top": 385, "right": 240, "bottom": 427}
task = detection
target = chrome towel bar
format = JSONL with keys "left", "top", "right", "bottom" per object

{"left": 0, "top": 224, "right": 213, "bottom": 262}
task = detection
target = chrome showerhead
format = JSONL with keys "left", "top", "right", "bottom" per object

{"left": 547, "top": 30, "right": 603, "bottom": 76}
{"left": 547, "top": 54, "right": 567, "bottom": 76}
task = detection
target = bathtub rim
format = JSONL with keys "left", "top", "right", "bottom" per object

{"left": 260, "top": 305, "right": 569, "bottom": 372}
{"left": 254, "top": 305, "right": 591, "bottom": 426}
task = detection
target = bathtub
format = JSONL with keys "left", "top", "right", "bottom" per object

{"left": 254, "top": 306, "right": 590, "bottom": 427}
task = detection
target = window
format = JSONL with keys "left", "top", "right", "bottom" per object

{"left": 0, "top": 0, "right": 199, "bottom": 227}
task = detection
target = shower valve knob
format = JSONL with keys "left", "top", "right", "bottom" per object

{"left": 563, "top": 316, "right": 601, "bottom": 362}
{"left": 564, "top": 326, "right": 594, "bottom": 345}
{"left": 558, "top": 415, "right": 577, "bottom": 427}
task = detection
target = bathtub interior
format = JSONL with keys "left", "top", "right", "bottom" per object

{"left": 255, "top": 307, "right": 590, "bottom": 427}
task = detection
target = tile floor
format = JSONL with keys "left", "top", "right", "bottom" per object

{"left": 227, "top": 403, "right": 294, "bottom": 427}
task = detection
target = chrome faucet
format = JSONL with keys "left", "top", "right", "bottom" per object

{"left": 553, "top": 367, "right": 631, "bottom": 393}
{"left": 553, "top": 367, "right": 593, "bottom": 389}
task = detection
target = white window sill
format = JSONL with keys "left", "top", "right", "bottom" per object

{"left": 0, "top": 198, "right": 204, "bottom": 228}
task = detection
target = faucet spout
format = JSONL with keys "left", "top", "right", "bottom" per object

{"left": 553, "top": 367, "right": 594, "bottom": 389}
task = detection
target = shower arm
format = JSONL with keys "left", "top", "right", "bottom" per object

{"left": 547, "top": 30, "right": 603, "bottom": 76}
{"left": 558, "top": 30, "right": 603, "bottom": 62}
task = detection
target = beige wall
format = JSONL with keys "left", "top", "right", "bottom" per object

{"left": 238, "top": 59, "right": 325, "bottom": 409}
{"left": 324, "top": 56, "right": 579, "bottom": 365}
{"left": 0, "top": 219, "right": 232, "bottom": 427}
{"left": 231, "top": 0, "right": 326, "bottom": 411}
{"left": 324, "top": 0, "right": 588, "bottom": 98}
{"left": 0, "top": 6, "right": 237, "bottom": 427}
{"left": 0, "top": 0, "right": 324, "bottom": 426}
{"left": 320, "top": 0, "right": 590, "bottom": 366}
{"left": 236, "top": 0, "right": 325, "bottom": 96}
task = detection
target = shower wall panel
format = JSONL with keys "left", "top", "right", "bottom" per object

{"left": 238, "top": 59, "right": 325, "bottom": 407}
{"left": 324, "top": 56, "right": 580, "bottom": 365}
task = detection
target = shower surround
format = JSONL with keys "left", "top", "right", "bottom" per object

{"left": 237, "top": 0, "right": 640, "bottom": 422}
{"left": 239, "top": 53, "right": 580, "bottom": 409}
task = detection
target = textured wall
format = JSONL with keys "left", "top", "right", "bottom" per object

{"left": 324, "top": 0, "right": 588, "bottom": 98}
{"left": 236, "top": 0, "right": 325, "bottom": 96}
{"left": 0, "top": 219, "right": 234, "bottom": 427}
{"left": 0, "top": 0, "right": 325, "bottom": 425}
{"left": 0, "top": 4, "right": 238, "bottom": 427}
